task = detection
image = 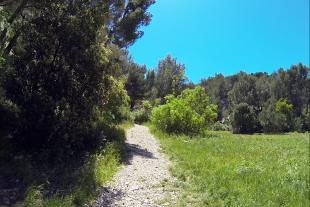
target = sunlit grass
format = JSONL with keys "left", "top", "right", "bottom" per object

{"left": 118, "top": 120, "right": 134, "bottom": 131}
{"left": 151, "top": 127, "right": 310, "bottom": 207}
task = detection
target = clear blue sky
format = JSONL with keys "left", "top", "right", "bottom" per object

{"left": 128, "top": 0, "right": 309, "bottom": 83}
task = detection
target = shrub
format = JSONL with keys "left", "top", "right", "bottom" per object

{"left": 231, "top": 103, "right": 258, "bottom": 134}
{"left": 301, "top": 109, "right": 310, "bottom": 132}
{"left": 150, "top": 98, "right": 161, "bottom": 107}
{"left": 151, "top": 98, "right": 204, "bottom": 135}
{"left": 131, "top": 100, "right": 153, "bottom": 124}
{"left": 259, "top": 99, "right": 293, "bottom": 133}
{"left": 275, "top": 98, "right": 293, "bottom": 115}
{"left": 151, "top": 86, "right": 217, "bottom": 135}
{"left": 211, "top": 121, "right": 230, "bottom": 131}
{"left": 100, "top": 76, "right": 131, "bottom": 124}
{"left": 132, "top": 109, "right": 149, "bottom": 124}
{"left": 259, "top": 105, "right": 282, "bottom": 133}
{"left": 180, "top": 86, "right": 218, "bottom": 125}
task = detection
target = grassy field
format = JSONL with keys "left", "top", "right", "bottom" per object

{"left": 151, "top": 127, "right": 309, "bottom": 207}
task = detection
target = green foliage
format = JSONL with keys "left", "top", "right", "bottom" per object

{"left": 151, "top": 86, "right": 217, "bottom": 135}
{"left": 228, "top": 73, "right": 258, "bottom": 107}
{"left": 275, "top": 98, "right": 293, "bottom": 115}
{"left": 125, "top": 63, "right": 147, "bottom": 108}
{"left": 131, "top": 109, "right": 149, "bottom": 124}
{"left": 20, "top": 128, "right": 125, "bottom": 207}
{"left": 201, "top": 65, "right": 309, "bottom": 133}
{"left": 180, "top": 86, "right": 218, "bottom": 125}
{"left": 155, "top": 55, "right": 187, "bottom": 100}
{"left": 151, "top": 127, "right": 309, "bottom": 207}
{"left": 0, "top": 0, "right": 154, "bottom": 162}
{"left": 231, "top": 103, "right": 258, "bottom": 134}
{"left": 152, "top": 98, "right": 205, "bottom": 135}
{"left": 72, "top": 143, "right": 121, "bottom": 206}
{"left": 259, "top": 104, "right": 283, "bottom": 133}
{"left": 211, "top": 121, "right": 230, "bottom": 131}
{"left": 107, "top": 0, "right": 155, "bottom": 48}
{"left": 100, "top": 76, "right": 131, "bottom": 124}
{"left": 131, "top": 100, "right": 153, "bottom": 123}
{"left": 118, "top": 121, "right": 134, "bottom": 132}
{"left": 301, "top": 109, "right": 310, "bottom": 131}
{"left": 259, "top": 99, "right": 293, "bottom": 133}
{"left": 22, "top": 185, "right": 44, "bottom": 207}
{"left": 0, "top": 0, "right": 154, "bottom": 205}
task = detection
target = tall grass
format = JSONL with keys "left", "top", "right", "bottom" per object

{"left": 151, "top": 127, "right": 309, "bottom": 207}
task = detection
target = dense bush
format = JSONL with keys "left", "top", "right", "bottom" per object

{"left": 132, "top": 101, "right": 152, "bottom": 124}
{"left": 211, "top": 121, "right": 230, "bottom": 131}
{"left": 99, "top": 76, "right": 131, "bottom": 124}
{"left": 151, "top": 86, "right": 217, "bottom": 135}
{"left": 259, "top": 99, "right": 293, "bottom": 133}
{"left": 259, "top": 104, "right": 283, "bottom": 133}
{"left": 132, "top": 109, "right": 149, "bottom": 124}
{"left": 231, "top": 103, "right": 258, "bottom": 134}
{"left": 301, "top": 109, "right": 310, "bottom": 131}
{"left": 0, "top": 0, "right": 154, "bottom": 162}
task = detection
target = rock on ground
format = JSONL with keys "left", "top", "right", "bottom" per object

{"left": 89, "top": 124, "right": 176, "bottom": 207}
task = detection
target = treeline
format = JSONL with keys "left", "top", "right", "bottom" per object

{"left": 201, "top": 64, "right": 310, "bottom": 133}
{"left": 125, "top": 58, "right": 309, "bottom": 134}
{"left": 125, "top": 55, "right": 192, "bottom": 108}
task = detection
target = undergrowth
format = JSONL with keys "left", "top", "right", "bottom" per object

{"left": 19, "top": 121, "right": 134, "bottom": 207}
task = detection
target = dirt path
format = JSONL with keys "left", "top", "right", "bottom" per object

{"left": 90, "top": 124, "right": 175, "bottom": 207}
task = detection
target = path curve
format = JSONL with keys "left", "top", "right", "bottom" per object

{"left": 90, "top": 124, "right": 175, "bottom": 207}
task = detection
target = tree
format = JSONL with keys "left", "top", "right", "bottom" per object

{"left": 1, "top": 0, "right": 155, "bottom": 161}
{"left": 107, "top": 0, "right": 155, "bottom": 48}
{"left": 255, "top": 73, "right": 271, "bottom": 110}
{"left": 201, "top": 74, "right": 228, "bottom": 120}
{"left": 270, "top": 64, "right": 309, "bottom": 117}
{"left": 125, "top": 63, "right": 147, "bottom": 109}
{"left": 151, "top": 86, "right": 217, "bottom": 135}
{"left": 228, "top": 72, "right": 258, "bottom": 108}
{"left": 0, "top": 0, "right": 155, "bottom": 53}
{"left": 259, "top": 98, "right": 293, "bottom": 133}
{"left": 145, "top": 69, "right": 157, "bottom": 99}
{"left": 180, "top": 86, "right": 217, "bottom": 125}
{"left": 155, "top": 55, "right": 187, "bottom": 101}
{"left": 231, "top": 103, "right": 258, "bottom": 134}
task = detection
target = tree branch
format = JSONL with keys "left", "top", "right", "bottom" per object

{"left": 0, "top": 0, "right": 29, "bottom": 45}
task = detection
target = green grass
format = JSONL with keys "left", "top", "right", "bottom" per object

{"left": 21, "top": 143, "right": 121, "bottom": 207}
{"left": 150, "top": 127, "right": 310, "bottom": 207}
{"left": 119, "top": 120, "right": 134, "bottom": 131}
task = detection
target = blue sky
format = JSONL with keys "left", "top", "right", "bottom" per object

{"left": 129, "top": 0, "right": 309, "bottom": 83}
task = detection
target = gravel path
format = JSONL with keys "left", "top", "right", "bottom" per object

{"left": 90, "top": 124, "right": 175, "bottom": 207}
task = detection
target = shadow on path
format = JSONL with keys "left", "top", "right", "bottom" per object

{"left": 125, "top": 143, "right": 156, "bottom": 165}
{"left": 90, "top": 187, "right": 125, "bottom": 207}
{"left": 90, "top": 142, "right": 156, "bottom": 206}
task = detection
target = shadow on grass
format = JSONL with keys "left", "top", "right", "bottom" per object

{"left": 0, "top": 125, "right": 155, "bottom": 206}
{"left": 0, "top": 126, "right": 127, "bottom": 206}
{"left": 0, "top": 153, "right": 98, "bottom": 206}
